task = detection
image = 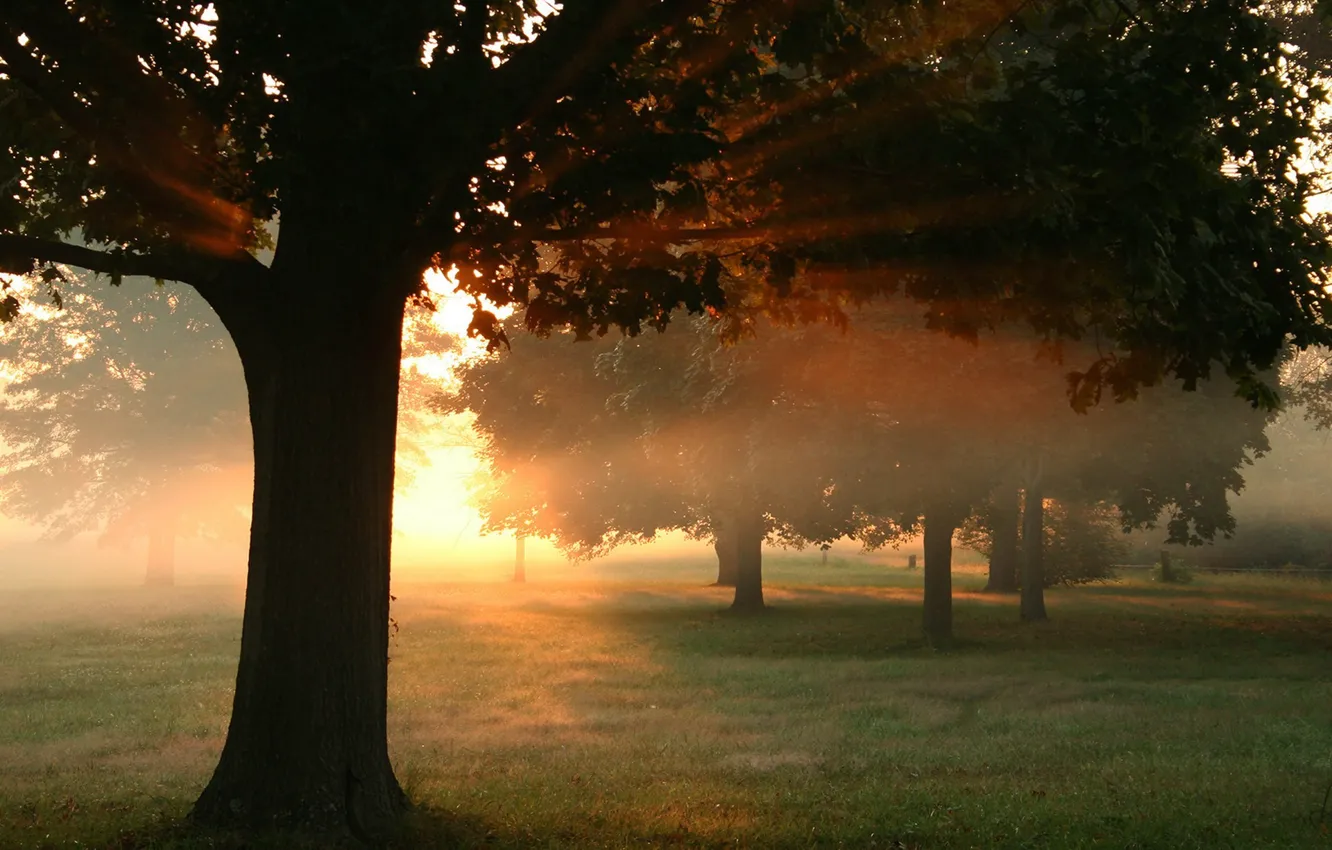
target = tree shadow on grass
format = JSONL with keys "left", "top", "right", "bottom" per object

{"left": 89, "top": 807, "right": 538, "bottom": 850}
{"left": 90, "top": 805, "right": 832, "bottom": 850}
{"left": 559, "top": 591, "right": 1332, "bottom": 668}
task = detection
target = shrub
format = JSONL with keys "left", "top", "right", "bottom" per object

{"left": 1152, "top": 561, "right": 1193, "bottom": 583}
{"left": 960, "top": 497, "right": 1126, "bottom": 587}
{"left": 1042, "top": 500, "right": 1126, "bottom": 586}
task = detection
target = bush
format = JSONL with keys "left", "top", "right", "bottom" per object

{"left": 1152, "top": 561, "right": 1193, "bottom": 583}
{"left": 959, "top": 497, "right": 1126, "bottom": 587}
{"left": 1043, "top": 500, "right": 1126, "bottom": 586}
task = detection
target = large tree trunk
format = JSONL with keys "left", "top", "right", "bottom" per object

{"left": 143, "top": 518, "right": 177, "bottom": 587}
{"left": 514, "top": 535, "right": 527, "bottom": 583}
{"left": 984, "top": 487, "right": 1020, "bottom": 593}
{"left": 712, "top": 521, "right": 739, "bottom": 587}
{"left": 730, "top": 510, "right": 765, "bottom": 612}
{"left": 922, "top": 506, "right": 959, "bottom": 646}
{"left": 1020, "top": 478, "right": 1048, "bottom": 622}
{"left": 192, "top": 259, "right": 408, "bottom": 838}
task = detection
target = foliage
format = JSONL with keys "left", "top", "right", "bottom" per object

{"left": 0, "top": 271, "right": 448, "bottom": 553}
{"left": 0, "top": 274, "right": 250, "bottom": 548}
{"left": 442, "top": 312, "right": 872, "bottom": 560}
{"left": 455, "top": 298, "right": 1269, "bottom": 578}
{"left": 0, "top": 1, "right": 1325, "bottom": 395}
{"left": 1185, "top": 356, "right": 1332, "bottom": 572}
{"left": 1040, "top": 500, "right": 1126, "bottom": 586}
{"left": 1153, "top": 560, "right": 1195, "bottom": 584}
{"left": 960, "top": 497, "right": 1127, "bottom": 587}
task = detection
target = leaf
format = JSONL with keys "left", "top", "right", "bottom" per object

{"left": 0, "top": 294, "right": 20, "bottom": 323}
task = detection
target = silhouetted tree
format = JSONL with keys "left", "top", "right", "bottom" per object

{"left": 447, "top": 314, "right": 867, "bottom": 612}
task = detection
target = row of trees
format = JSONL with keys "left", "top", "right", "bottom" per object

{"left": 3, "top": 0, "right": 1330, "bottom": 838}
{"left": 446, "top": 301, "right": 1274, "bottom": 643}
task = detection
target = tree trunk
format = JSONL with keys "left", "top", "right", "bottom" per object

{"left": 984, "top": 487, "right": 1020, "bottom": 593}
{"left": 922, "top": 506, "right": 959, "bottom": 647}
{"left": 1020, "top": 480, "right": 1048, "bottom": 622}
{"left": 514, "top": 535, "right": 527, "bottom": 583}
{"left": 730, "top": 510, "right": 765, "bottom": 612}
{"left": 192, "top": 264, "right": 408, "bottom": 838}
{"left": 712, "top": 522, "right": 739, "bottom": 587}
{"left": 144, "top": 520, "right": 177, "bottom": 587}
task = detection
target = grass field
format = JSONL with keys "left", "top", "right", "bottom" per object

{"left": 1, "top": 558, "right": 1331, "bottom": 848}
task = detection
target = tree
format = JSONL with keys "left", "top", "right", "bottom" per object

{"left": 447, "top": 313, "right": 864, "bottom": 612}
{"left": 2, "top": 0, "right": 1328, "bottom": 838}
{"left": 0, "top": 274, "right": 251, "bottom": 585}
{"left": 0, "top": 269, "right": 450, "bottom": 587}
{"left": 957, "top": 365, "right": 1275, "bottom": 614}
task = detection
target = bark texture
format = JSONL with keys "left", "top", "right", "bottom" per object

{"left": 192, "top": 254, "right": 409, "bottom": 838}
{"left": 1020, "top": 483, "right": 1049, "bottom": 621}
{"left": 922, "top": 506, "right": 959, "bottom": 646}
{"left": 730, "top": 510, "right": 765, "bottom": 612}
{"left": 984, "top": 487, "right": 1020, "bottom": 593}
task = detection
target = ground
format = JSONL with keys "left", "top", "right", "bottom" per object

{"left": 0, "top": 557, "right": 1330, "bottom": 848}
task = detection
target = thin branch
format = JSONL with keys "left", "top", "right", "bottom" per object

{"left": 1108, "top": 0, "right": 1147, "bottom": 27}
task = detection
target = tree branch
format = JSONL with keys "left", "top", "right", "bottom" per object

{"left": 0, "top": 233, "right": 267, "bottom": 292}
{"left": 460, "top": 0, "right": 490, "bottom": 66}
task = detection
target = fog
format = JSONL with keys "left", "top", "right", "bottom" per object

{"left": 1, "top": 271, "right": 1331, "bottom": 601}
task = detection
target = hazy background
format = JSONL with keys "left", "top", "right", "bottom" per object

{"left": 1, "top": 268, "right": 1330, "bottom": 592}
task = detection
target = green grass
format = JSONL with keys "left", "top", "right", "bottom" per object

{"left": 1, "top": 564, "right": 1331, "bottom": 848}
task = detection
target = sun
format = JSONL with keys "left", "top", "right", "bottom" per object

{"left": 424, "top": 266, "right": 514, "bottom": 338}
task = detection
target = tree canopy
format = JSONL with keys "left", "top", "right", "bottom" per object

{"left": 451, "top": 298, "right": 1276, "bottom": 636}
